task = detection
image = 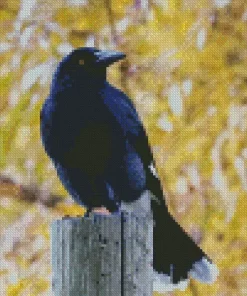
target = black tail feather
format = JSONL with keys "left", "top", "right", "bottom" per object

{"left": 147, "top": 170, "right": 209, "bottom": 284}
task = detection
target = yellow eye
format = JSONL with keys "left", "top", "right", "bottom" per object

{"left": 79, "top": 59, "right": 84, "bottom": 65}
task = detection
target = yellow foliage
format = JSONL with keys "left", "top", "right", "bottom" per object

{"left": 7, "top": 279, "right": 30, "bottom": 296}
{"left": 111, "top": 0, "right": 132, "bottom": 16}
{"left": 7, "top": 278, "right": 49, "bottom": 296}
{"left": 0, "top": 9, "right": 15, "bottom": 22}
{"left": 55, "top": 201, "right": 87, "bottom": 217}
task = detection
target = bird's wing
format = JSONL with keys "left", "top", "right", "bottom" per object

{"left": 102, "top": 83, "right": 155, "bottom": 169}
{"left": 102, "top": 83, "right": 164, "bottom": 206}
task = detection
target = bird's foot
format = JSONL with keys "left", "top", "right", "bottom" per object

{"left": 91, "top": 207, "right": 111, "bottom": 215}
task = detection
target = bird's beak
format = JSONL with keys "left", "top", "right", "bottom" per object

{"left": 95, "top": 50, "right": 126, "bottom": 66}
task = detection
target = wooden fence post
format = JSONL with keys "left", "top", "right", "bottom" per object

{"left": 51, "top": 211, "right": 153, "bottom": 296}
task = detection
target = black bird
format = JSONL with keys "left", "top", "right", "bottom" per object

{"left": 40, "top": 47, "right": 219, "bottom": 291}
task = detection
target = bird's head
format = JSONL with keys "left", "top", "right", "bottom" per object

{"left": 55, "top": 47, "right": 126, "bottom": 86}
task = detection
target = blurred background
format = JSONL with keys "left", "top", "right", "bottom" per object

{"left": 0, "top": 0, "right": 247, "bottom": 295}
